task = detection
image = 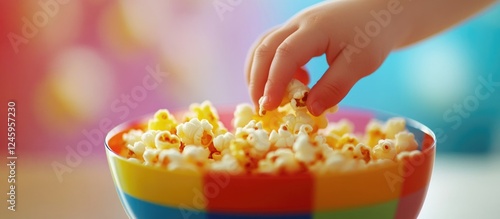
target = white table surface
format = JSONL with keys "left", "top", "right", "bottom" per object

{"left": 419, "top": 153, "right": 500, "bottom": 219}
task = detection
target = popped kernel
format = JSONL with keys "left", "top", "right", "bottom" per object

{"left": 384, "top": 118, "right": 406, "bottom": 139}
{"left": 395, "top": 131, "right": 419, "bottom": 153}
{"left": 339, "top": 143, "right": 371, "bottom": 163}
{"left": 282, "top": 79, "right": 309, "bottom": 110}
{"left": 335, "top": 133, "right": 360, "bottom": 150}
{"left": 143, "top": 148, "right": 161, "bottom": 166}
{"left": 233, "top": 104, "right": 255, "bottom": 128}
{"left": 155, "top": 131, "right": 181, "bottom": 150}
{"left": 141, "top": 130, "right": 161, "bottom": 148}
{"left": 176, "top": 118, "right": 214, "bottom": 147}
{"left": 269, "top": 125, "right": 294, "bottom": 148}
{"left": 372, "top": 139, "right": 397, "bottom": 160}
{"left": 127, "top": 141, "right": 147, "bottom": 158}
{"left": 327, "top": 119, "right": 354, "bottom": 137}
{"left": 293, "top": 134, "right": 317, "bottom": 163}
{"left": 182, "top": 145, "right": 210, "bottom": 165}
{"left": 209, "top": 154, "right": 244, "bottom": 174}
{"left": 265, "top": 148, "right": 301, "bottom": 173}
{"left": 396, "top": 150, "right": 423, "bottom": 162}
{"left": 148, "top": 109, "right": 177, "bottom": 133}
{"left": 213, "top": 132, "right": 235, "bottom": 152}
{"left": 123, "top": 129, "right": 144, "bottom": 146}
{"left": 185, "top": 101, "right": 223, "bottom": 132}
{"left": 365, "top": 120, "right": 385, "bottom": 147}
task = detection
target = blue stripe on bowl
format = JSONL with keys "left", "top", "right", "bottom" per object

{"left": 119, "top": 192, "right": 206, "bottom": 219}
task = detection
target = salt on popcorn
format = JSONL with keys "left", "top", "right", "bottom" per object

{"left": 120, "top": 79, "right": 423, "bottom": 175}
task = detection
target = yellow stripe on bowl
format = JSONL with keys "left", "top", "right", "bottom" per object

{"left": 107, "top": 150, "right": 205, "bottom": 211}
{"left": 313, "top": 161, "right": 403, "bottom": 210}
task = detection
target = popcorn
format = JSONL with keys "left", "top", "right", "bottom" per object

{"left": 155, "top": 131, "right": 181, "bottom": 150}
{"left": 141, "top": 130, "right": 160, "bottom": 148}
{"left": 395, "top": 131, "right": 418, "bottom": 153}
{"left": 365, "top": 120, "right": 385, "bottom": 147}
{"left": 282, "top": 79, "right": 309, "bottom": 110}
{"left": 257, "top": 109, "right": 286, "bottom": 132}
{"left": 119, "top": 80, "right": 422, "bottom": 175}
{"left": 327, "top": 119, "right": 354, "bottom": 137}
{"left": 209, "top": 154, "right": 244, "bottom": 174}
{"left": 233, "top": 103, "right": 255, "bottom": 128}
{"left": 148, "top": 109, "right": 177, "bottom": 133}
{"left": 123, "top": 129, "right": 143, "bottom": 146}
{"left": 246, "top": 129, "right": 271, "bottom": 154}
{"left": 185, "top": 101, "right": 222, "bottom": 132}
{"left": 340, "top": 143, "right": 371, "bottom": 163}
{"left": 396, "top": 150, "right": 423, "bottom": 162}
{"left": 259, "top": 148, "right": 301, "bottom": 174}
{"left": 293, "top": 134, "right": 317, "bottom": 163}
{"left": 158, "top": 149, "right": 182, "bottom": 167}
{"left": 213, "top": 132, "right": 235, "bottom": 152}
{"left": 372, "top": 139, "right": 397, "bottom": 160}
{"left": 143, "top": 148, "right": 161, "bottom": 166}
{"left": 182, "top": 145, "right": 209, "bottom": 165}
{"left": 384, "top": 118, "right": 406, "bottom": 139}
{"left": 127, "top": 141, "right": 147, "bottom": 157}
{"left": 269, "top": 125, "right": 294, "bottom": 148}
{"left": 176, "top": 118, "right": 214, "bottom": 147}
{"left": 335, "top": 133, "right": 360, "bottom": 150}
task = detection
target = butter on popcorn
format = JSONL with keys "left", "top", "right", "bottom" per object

{"left": 120, "top": 79, "right": 423, "bottom": 175}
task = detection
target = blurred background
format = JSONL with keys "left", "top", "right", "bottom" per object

{"left": 0, "top": 0, "right": 499, "bottom": 218}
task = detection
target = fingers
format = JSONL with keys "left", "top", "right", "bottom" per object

{"left": 262, "top": 27, "right": 328, "bottom": 110}
{"left": 247, "top": 27, "right": 297, "bottom": 107}
{"left": 245, "top": 26, "right": 279, "bottom": 84}
{"left": 306, "top": 49, "right": 362, "bottom": 116}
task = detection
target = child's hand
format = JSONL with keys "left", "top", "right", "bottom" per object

{"left": 246, "top": 0, "right": 406, "bottom": 116}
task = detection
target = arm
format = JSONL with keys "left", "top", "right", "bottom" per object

{"left": 397, "top": 0, "right": 496, "bottom": 48}
{"left": 246, "top": 0, "right": 496, "bottom": 116}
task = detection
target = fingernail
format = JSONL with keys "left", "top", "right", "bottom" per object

{"left": 259, "top": 95, "right": 269, "bottom": 107}
{"left": 310, "top": 101, "right": 325, "bottom": 116}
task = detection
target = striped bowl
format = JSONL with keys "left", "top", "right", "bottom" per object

{"left": 105, "top": 107, "right": 436, "bottom": 219}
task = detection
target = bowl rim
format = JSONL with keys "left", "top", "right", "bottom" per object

{"left": 104, "top": 106, "right": 436, "bottom": 175}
